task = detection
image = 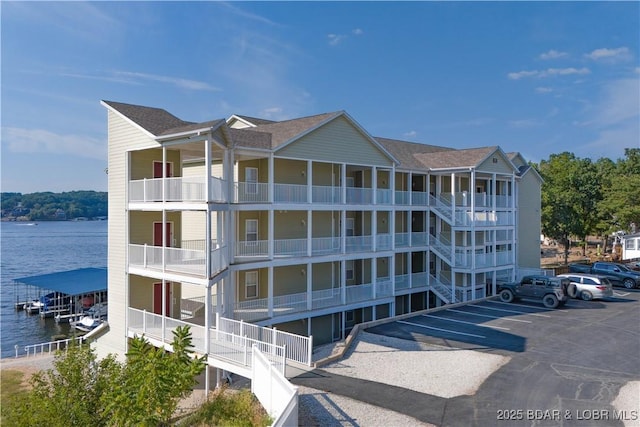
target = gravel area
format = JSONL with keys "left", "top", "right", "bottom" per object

{"left": 295, "top": 331, "right": 510, "bottom": 426}
{"left": 611, "top": 381, "right": 640, "bottom": 427}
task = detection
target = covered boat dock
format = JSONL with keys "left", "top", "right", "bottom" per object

{"left": 13, "top": 267, "right": 107, "bottom": 319}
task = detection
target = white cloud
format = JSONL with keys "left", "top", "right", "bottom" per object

{"left": 535, "top": 87, "right": 553, "bottom": 93}
{"left": 61, "top": 70, "right": 220, "bottom": 91}
{"left": 403, "top": 130, "right": 418, "bottom": 139}
{"left": 3, "top": 127, "right": 105, "bottom": 160}
{"left": 539, "top": 50, "right": 568, "bottom": 60}
{"left": 328, "top": 29, "right": 363, "bottom": 46}
{"left": 259, "top": 107, "right": 288, "bottom": 120}
{"left": 583, "top": 78, "right": 640, "bottom": 158}
{"left": 113, "top": 71, "right": 220, "bottom": 91}
{"left": 508, "top": 67, "right": 590, "bottom": 80}
{"left": 585, "top": 47, "right": 632, "bottom": 62}
{"left": 328, "top": 34, "right": 346, "bottom": 46}
{"left": 509, "top": 119, "right": 542, "bottom": 128}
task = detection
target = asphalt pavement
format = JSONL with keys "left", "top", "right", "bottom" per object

{"left": 291, "top": 289, "right": 640, "bottom": 427}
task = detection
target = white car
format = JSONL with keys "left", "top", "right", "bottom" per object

{"left": 556, "top": 273, "right": 614, "bottom": 301}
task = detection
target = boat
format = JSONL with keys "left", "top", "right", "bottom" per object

{"left": 71, "top": 316, "right": 104, "bottom": 332}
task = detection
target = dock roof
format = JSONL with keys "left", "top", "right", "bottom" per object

{"left": 14, "top": 267, "right": 107, "bottom": 296}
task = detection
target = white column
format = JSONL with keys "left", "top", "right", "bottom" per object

{"left": 268, "top": 155, "right": 274, "bottom": 203}
{"left": 268, "top": 267, "right": 274, "bottom": 318}
{"left": 372, "top": 166, "right": 377, "bottom": 205}
{"left": 307, "top": 160, "right": 312, "bottom": 203}
{"left": 268, "top": 210, "right": 274, "bottom": 259}
{"left": 307, "top": 262, "right": 312, "bottom": 310}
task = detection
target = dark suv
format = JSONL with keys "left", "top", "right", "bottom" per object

{"left": 498, "top": 275, "right": 570, "bottom": 308}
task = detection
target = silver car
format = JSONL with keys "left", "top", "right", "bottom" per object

{"left": 557, "top": 273, "right": 614, "bottom": 301}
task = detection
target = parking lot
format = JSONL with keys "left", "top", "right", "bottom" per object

{"left": 294, "top": 289, "right": 640, "bottom": 426}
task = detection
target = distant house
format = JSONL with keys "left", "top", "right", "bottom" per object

{"left": 622, "top": 233, "right": 640, "bottom": 261}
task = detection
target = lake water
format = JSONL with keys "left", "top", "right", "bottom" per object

{"left": 0, "top": 220, "right": 107, "bottom": 359}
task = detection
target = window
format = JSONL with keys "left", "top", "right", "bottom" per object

{"left": 246, "top": 219, "right": 258, "bottom": 244}
{"left": 346, "top": 260, "right": 354, "bottom": 281}
{"left": 346, "top": 218, "right": 355, "bottom": 237}
{"left": 345, "top": 310, "right": 355, "bottom": 323}
{"left": 626, "top": 239, "right": 636, "bottom": 250}
{"left": 245, "top": 167, "right": 258, "bottom": 194}
{"left": 245, "top": 271, "right": 258, "bottom": 299}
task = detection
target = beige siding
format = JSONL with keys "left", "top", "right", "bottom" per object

{"left": 518, "top": 173, "right": 542, "bottom": 268}
{"left": 312, "top": 211, "right": 339, "bottom": 237}
{"left": 99, "top": 111, "right": 158, "bottom": 356}
{"left": 238, "top": 211, "right": 268, "bottom": 241}
{"left": 274, "top": 158, "right": 306, "bottom": 184}
{"left": 312, "top": 262, "right": 338, "bottom": 290}
{"left": 312, "top": 162, "right": 340, "bottom": 186}
{"left": 277, "top": 116, "right": 393, "bottom": 166}
{"left": 131, "top": 149, "right": 181, "bottom": 180}
{"left": 129, "top": 211, "right": 182, "bottom": 246}
{"left": 274, "top": 211, "right": 307, "bottom": 239}
{"left": 274, "top": 264, "right": 306, "bottom": 296}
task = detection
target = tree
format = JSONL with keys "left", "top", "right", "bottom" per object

{"left": 102, "top": 326, "right": 207, "bottom": 426}
{"left": 538, "top": 152, "right": 602, "bottom": 263}
{"left": 2, "top": 342, "right": 120, "bottom": 427}
{"left": 3, "top": 327, "right": 206, "bottom": 427}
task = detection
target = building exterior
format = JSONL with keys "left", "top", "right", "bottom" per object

{"left": 96, "top": 100, "right": 542, "bottom": 358}
{"left": 622, "top": 232, "right": 640, "bottom": 261}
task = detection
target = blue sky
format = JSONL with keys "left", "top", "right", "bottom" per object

{"left": 2, "top": 1, "right": 639, "bottom": 193}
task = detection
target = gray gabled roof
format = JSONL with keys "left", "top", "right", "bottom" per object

{"left": 233, "top": 115, "right": 277, "bottom": 126}
{"left": 158, "top": 119, "right": 226, "bottom": 137}
{"left": 376, "top": 137, "right": 455, "bottom": 170}
{"left": 102, "top": 100, "right": 193, "bottom": 136}
{"left": 415, "top": 146, "right": 498, "bottom": 170}
{"left": 241, "top": 112, "right": 340, "bottom": 149}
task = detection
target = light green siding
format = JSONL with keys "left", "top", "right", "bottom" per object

{"left": 277, "top": 116, "right": 393, "bottom": 166}
{"left": 477, "top": 153, "right": 516, "bottom": 174}
{"left": 130, "top": 149, "right": 181, "bottom": 180}
{"left": 274, "top": 158, "right": 306, "bottom": 184}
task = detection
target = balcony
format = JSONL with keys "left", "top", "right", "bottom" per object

{"left": 129, "top": 243, "right": 228, "bottom": 277}
{"left": 129, "top": 176, "right": 227, "bottom": 203}
{"left": 231, "top": 280, "right": 395, "bottom": 322}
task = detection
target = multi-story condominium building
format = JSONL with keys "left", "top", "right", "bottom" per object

{"left": 96, "top": 100, "right": 542, "bottom": 361}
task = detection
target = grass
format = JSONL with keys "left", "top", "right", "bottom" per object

{"left": 1, "top": 370, "right": 29, "bottom": 423}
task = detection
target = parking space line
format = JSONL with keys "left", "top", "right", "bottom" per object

{"left": 446, "top": 308, "right": 532, "bottom": 323}
{"left": 473, "top": 303, "right": 552, "bottom": 318}
{"left": 397, "top": 320, "right": 486, "bottom": 338}
{"left": 614, "top": 291, "right": 630, "bottom": 296}
{"left": 422, "top": 314, "right": 511, "bottom": 331}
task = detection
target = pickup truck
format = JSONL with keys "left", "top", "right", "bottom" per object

{"left": 498, "top": 275, "right": 570, "bottom": 308}
{"left": 568, "top": 262, "right": 640, "bottom": 289}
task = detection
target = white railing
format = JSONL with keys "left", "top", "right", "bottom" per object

{"left": 376, "top": 278, "right": 394, "bottom": 297}
{"left": 217, "top": 315, "right": 312, "bottom": 366}
{"left": 311, "top": 287, "right": 342, "bottom": 309}
{"left": 376, "top": 189, "right": 392, "bottom": 204}
{"left": 376, "top": 233, "right": 392, "bottom": 251}
{"left": 252, "top": 347, "right": 298, "bottom": 427}
{"left": 395, "top": 232, "right": 409, "bottom": 247}
{"left": 128, "top": 308, "right": 311, "bottom": 368}
{"left": 274, "top": 183, "right": 308, "bottom": 203}
{"left": 430, "top": 274, "right": 454, "bottom": 303}
{"left": 236, "top": 240, "right": 269, "bottom": 257}
{"left": 496, "top": 250, "right": 512, "bottom": 266}
{"left": 395, "top": 274, "right": 410, "bottom": 290}
{"left": 411, "top": 272, "right": 429, "bottom": 288}
{"left": 129, "top": 176, "right": 227, "bottom": 203}
{"left": 345, "top": 283, "right": 373, "bottom": 303}
{"left": 411, "top": 231, "right": 428, "bottom": 246}
{"left": 312, "top": 185, "right": 341, "bottom": 204}
{"left": 411, "top": 191, "right": 429, "bottom": 206}
{"left": 21, "top": 336, "right": 85, "bottom": 357}
{"left": 129, "top": 244, "right": 207, "bottom": 276}
{"left": 234, "top": 182, "right": 269, "bottom": 203}
{"left": 431, "top": 234, "right": 452, "bottom": 263}
{"left": 345, "top": 235, "right": 373, "bottom": 252}
{"left": 311, "top": 237, "right": 341, "bottom": 255}
{"left": 395, "top": 191, "right": 410, "bottom": 205}
{"left": 346, "top": 187, "right": 373, "bottom": 204}
{"left": 210, "top": 245, "right": 228, "bottom": 276}
{"left": 274, "top": 238, "right": 307, "bottom": 256}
